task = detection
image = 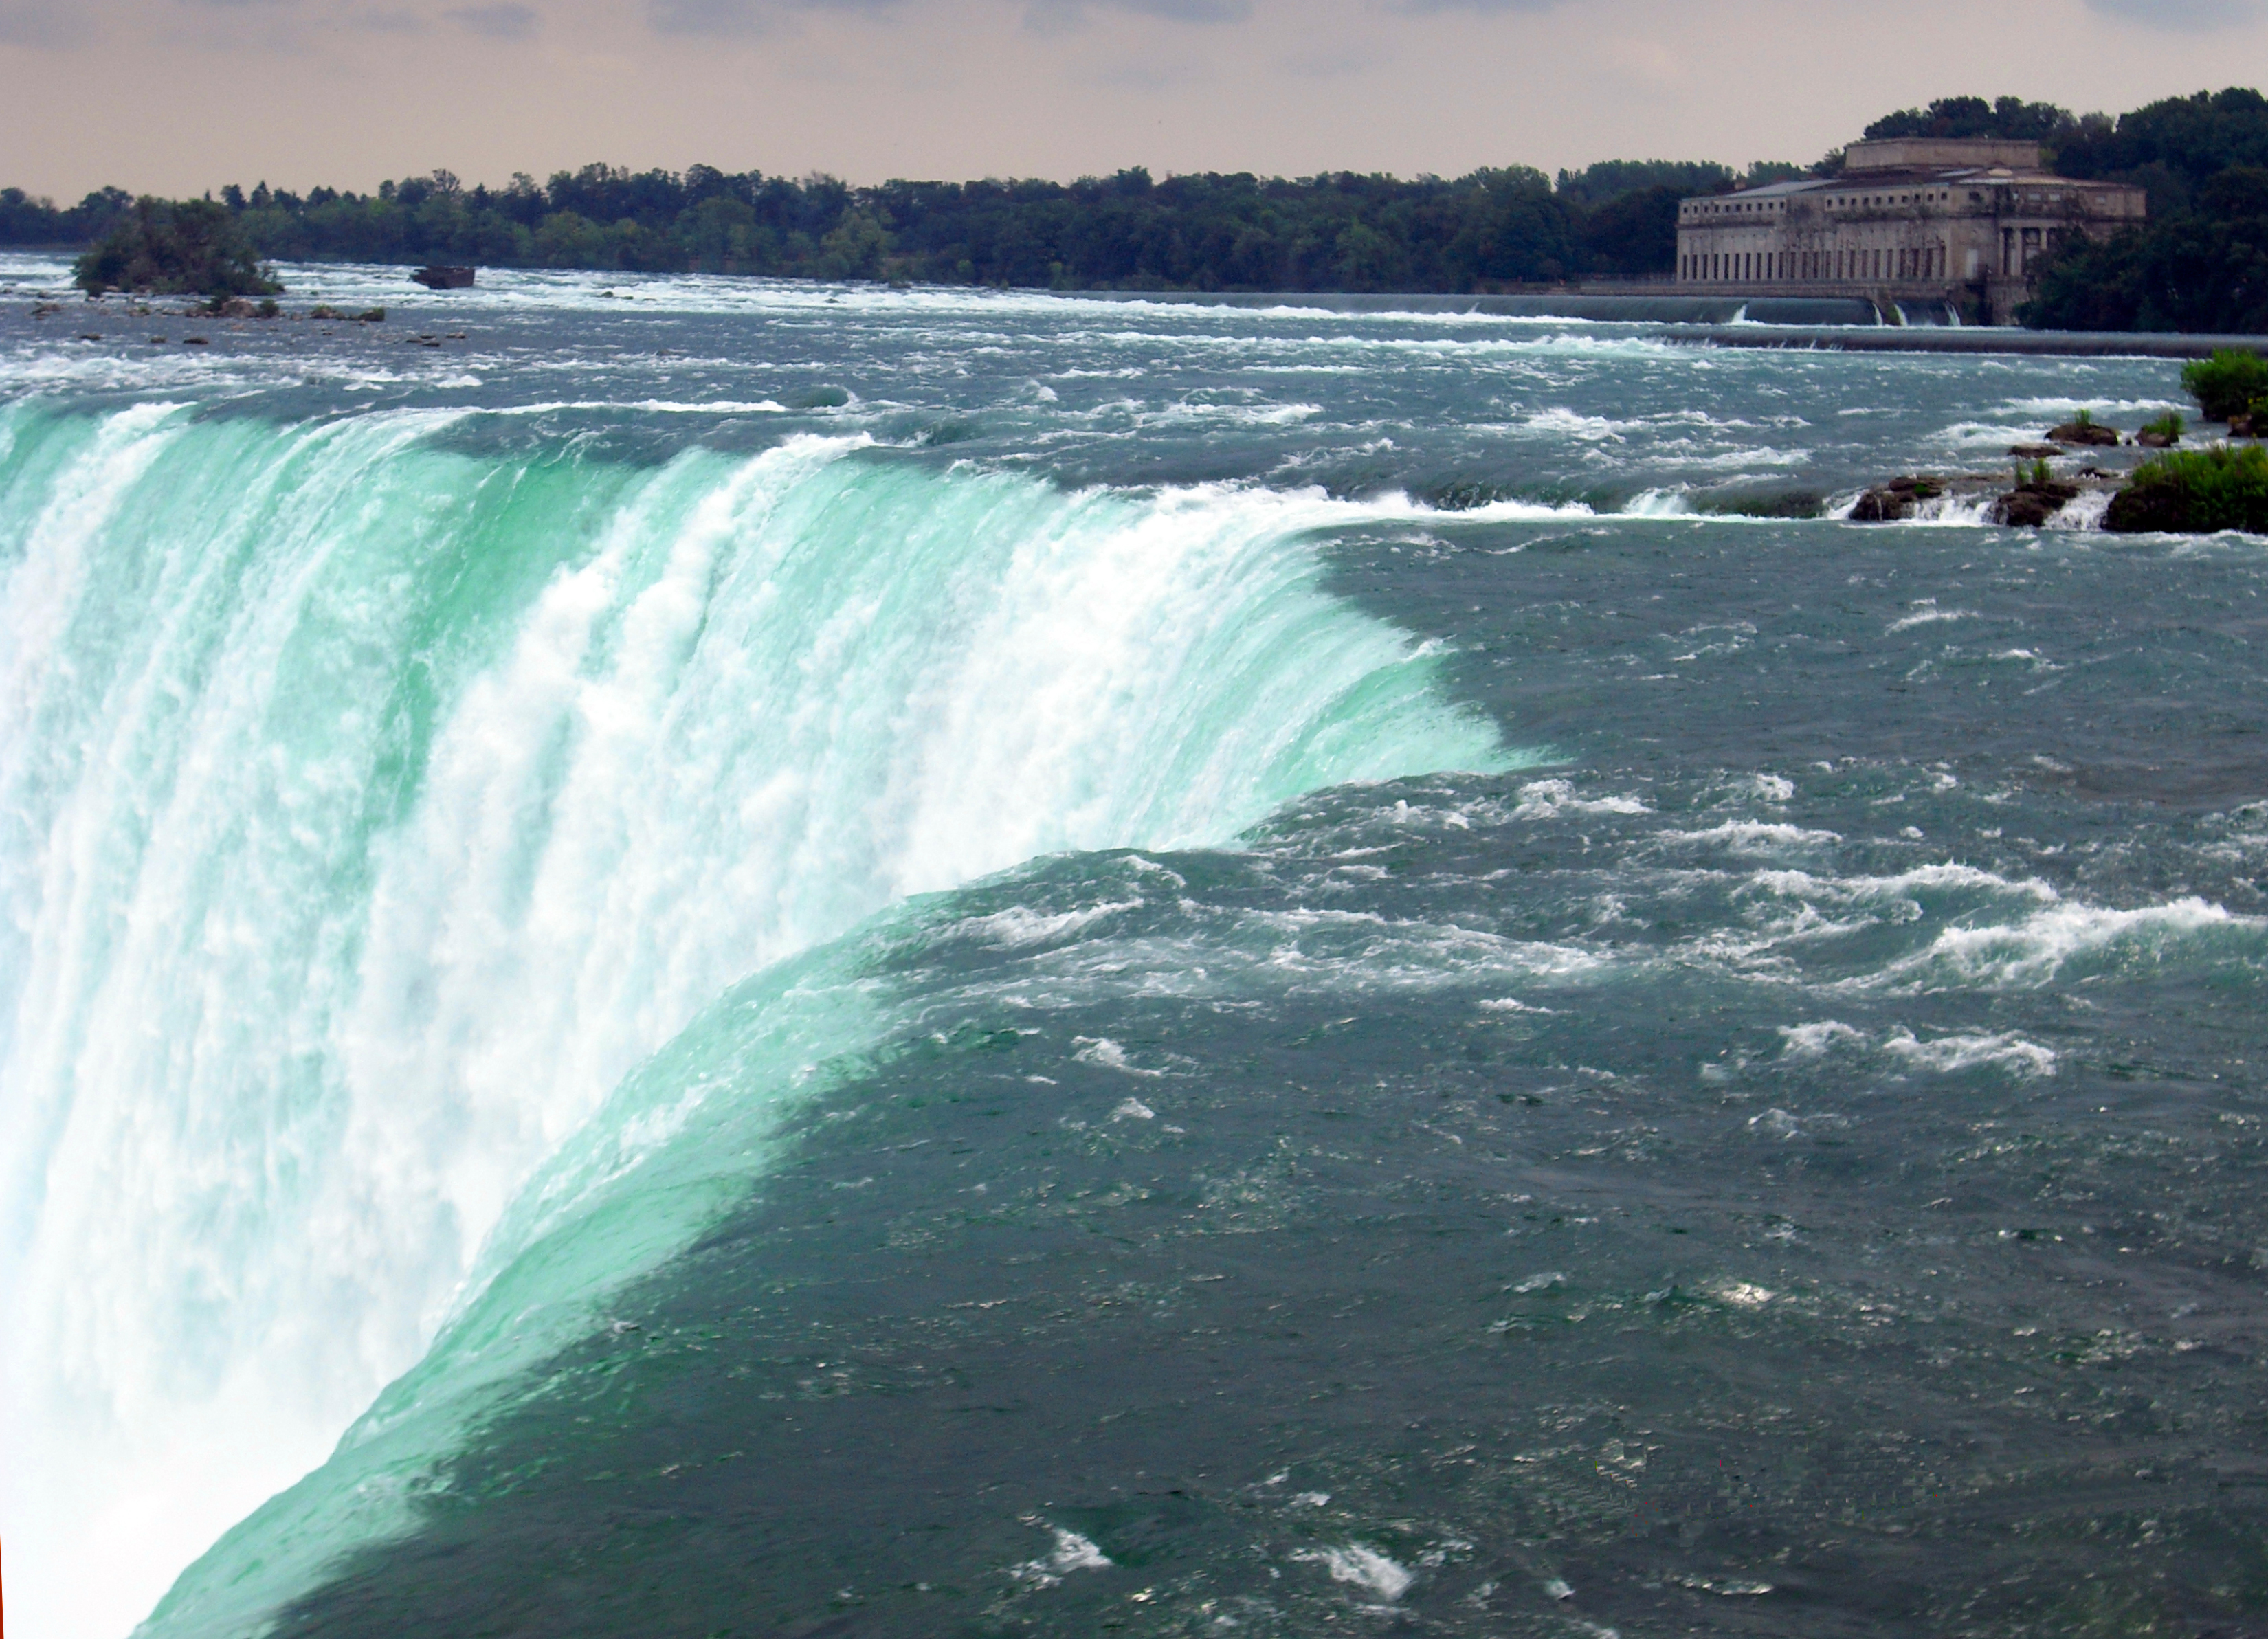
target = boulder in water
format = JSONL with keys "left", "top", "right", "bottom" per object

{"left": 410, "top": 265, "right": 476, "bottom": 290}
{"left": 1848, "top": 474, "right": 1942, "bottom": 522}
{"left": 2047, "top": 419, "right": 2119, "bottom": 447}
{"left": 1992, "top": 480, "right": 2078, "bottom": 527}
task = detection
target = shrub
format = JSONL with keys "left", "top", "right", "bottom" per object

{"left": 2105, "top": 441, "right": 2268, "bottom": 532}
{"left": 2142, "top": 411, "right": 2184, "bottom": 442}
{"left": 2181, "top": 349, "right": 2268, "bottom": 421}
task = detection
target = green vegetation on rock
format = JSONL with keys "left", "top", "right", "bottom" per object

{"left": 2181, "top": 349, "right": 2268, "bottom": 420}
{"left": 71, "top": 198, "right": 280, "bottom": 300}
{"left": 2105, "top": 442, "right": 2268, "bottom": 533}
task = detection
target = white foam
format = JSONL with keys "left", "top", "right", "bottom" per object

{"left": 1513, "top": 778, "right": 1652, "bottom": 820}
{"left": 1880, "top": 1028, "right": 2056, "bottom": 1077}
{"left": 1878, "top": 896, "right": 2254, "bottom": 989}
{"left": 948, "top": 899, "right": 1144, "bottom": 948}
{"left": 1661, "top": 821, "right": 1841, "bottom": 849}
{"left": 1073, "top": 1036, "right": 1165, "bottom": 1075}
{"left": 1300, "top": 1544, "right": 1414, "bottom": 1603}
{"left": 1012, "top": 1527, "right": 1113, "bottom": 1585}
{"left": 1888, "top": 599, "right": 1979, "bottom": 632}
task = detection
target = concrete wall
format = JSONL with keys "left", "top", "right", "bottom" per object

{"left": 1844, "top": 138, "right": 2042, "bottom": 172}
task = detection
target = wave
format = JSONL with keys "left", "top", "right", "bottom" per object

{"left": 0, "top": 400, "right": 1509, "bottom": 1639}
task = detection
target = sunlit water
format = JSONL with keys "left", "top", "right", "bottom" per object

{"left": 2, "top": 256, "right": 2260, "bottom": 1639}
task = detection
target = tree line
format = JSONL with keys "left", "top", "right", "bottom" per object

{"left": 12, "top": 87, "right": 2268, "bottom": 326}
{"left": 8, "top": 159, "right": 1770, "bottom": 294}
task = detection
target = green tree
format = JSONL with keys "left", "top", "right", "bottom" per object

{"left": 72, "top": 197, "right": 280, "bottom": 298}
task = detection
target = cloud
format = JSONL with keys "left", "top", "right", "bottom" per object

{"left": 651, "top": 0, "right": 1243, "bottom": 35}
{"left": 2084, "top": 0, "right": 2261, "bottom": 25}
{"left": 0, "top": 0, "right": 92, "bottom": 43}
{"left": 647, "top": 0, "right": 896, "bottom": 35}
{"left": 1389, "top": 0, "right": 1562, "bottom": 12}
{"left": 1069, "top": 0, "right": 1249, "bottom": 16}
{"left": 447, "top": 0, "right": 537, "bottom": 32}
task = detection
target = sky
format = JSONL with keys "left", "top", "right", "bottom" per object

{"left": 1, "top": 0, "right": 2266, "bottom": 205}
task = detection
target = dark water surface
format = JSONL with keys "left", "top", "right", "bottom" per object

{"left": 1, "top": 257, "right": 2263, "bottom": 1639}
{"left": 282, "top": 524, "right": 2268, "bottom": 1639}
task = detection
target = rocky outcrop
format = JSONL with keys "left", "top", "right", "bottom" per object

{"left": 2048, "top": 419, "right": 2120, "bottom": 447}
{"left": 1848, "top": 475, "right": 1942, "bottom": 522}
{"left": 2103, "top": 482, "right": 2190, "bottom": 533}
{"left": 1991, "top": 479, "right": 2078, "bottom": 526}
{"left": 410, "top": 265, "right": 477, "bottom": 290}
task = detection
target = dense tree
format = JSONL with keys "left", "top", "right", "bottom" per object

{"left": 2025, "top": 89, "right": 2268, "bottom": 331}
{"left": 71, "top": 197, "right": 280, "bottom": 300}
{"left": 1, "top": 160, "right": 1691, "bottom": 293}
{"left": 1865, "top": 96, "right": 2084, "bottom": 145}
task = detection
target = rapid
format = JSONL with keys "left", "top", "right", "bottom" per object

{"left": 3, "top": 256, "right": 2264, "bottom": 1639}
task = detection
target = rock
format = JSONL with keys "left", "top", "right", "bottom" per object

{"left": 1992, "top": 480, "right": 2080, "bottom": 527}
{"left": 2135, "top": 430, "right": 2177, "bottom": 448}
{"left": 1848, "top": 474, "right": 1944, "bottom": 522}
{"left": 32, "top": 301, "right": 60, "bottom": 316}
{"left": 217, "top": 296, "right": 259, "bottom": 318}
{"left": 2008, "top": 443, "right": 2063, "bottom": 458}
{"left": 2047, "top": 420, "right": 2120, "bottom": 447}
{"left": 2104, "top": 482, "right": 2192, "bottom": 533}
{"left": 410, "top": 265, "right": 476, "bottom": 290}
{"left": 2232, "top": 413, "right": 2258, "bottom": 438}
{"left": 357, "top": 308, "right": 386, "bottom": 322}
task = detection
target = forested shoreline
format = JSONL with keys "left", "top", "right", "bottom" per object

{"left": 4, "top": 159, "right": 1742, "bottom": 293}
{"left": 10, "top": 87, "right": 2268, "bottom": 328}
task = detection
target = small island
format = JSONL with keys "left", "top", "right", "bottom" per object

{"left": 71, "top": 197, "right": 280, "bottom": 306}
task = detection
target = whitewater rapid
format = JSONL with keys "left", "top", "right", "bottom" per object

{"left": 0, "top": 399, "right": 1506, "bottom": 1638}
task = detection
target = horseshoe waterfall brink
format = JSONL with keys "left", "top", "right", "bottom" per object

{"left": 0, "top": 397, "right": 1506, "bottom": 1639}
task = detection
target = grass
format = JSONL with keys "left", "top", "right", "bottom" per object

{"left": 2106, "top": 440, "right": 2268, "bottom": 533}
{"left": 2180, "top": 349, "right": 2268, "bottom": 421}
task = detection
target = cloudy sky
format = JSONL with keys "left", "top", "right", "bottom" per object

{"left": 2, "top": 0, "right": 2265, "bottom": 199}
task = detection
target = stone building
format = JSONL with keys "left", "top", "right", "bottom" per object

{"left": 1674, "top": 137, "right": 2145, "bottom": 323}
